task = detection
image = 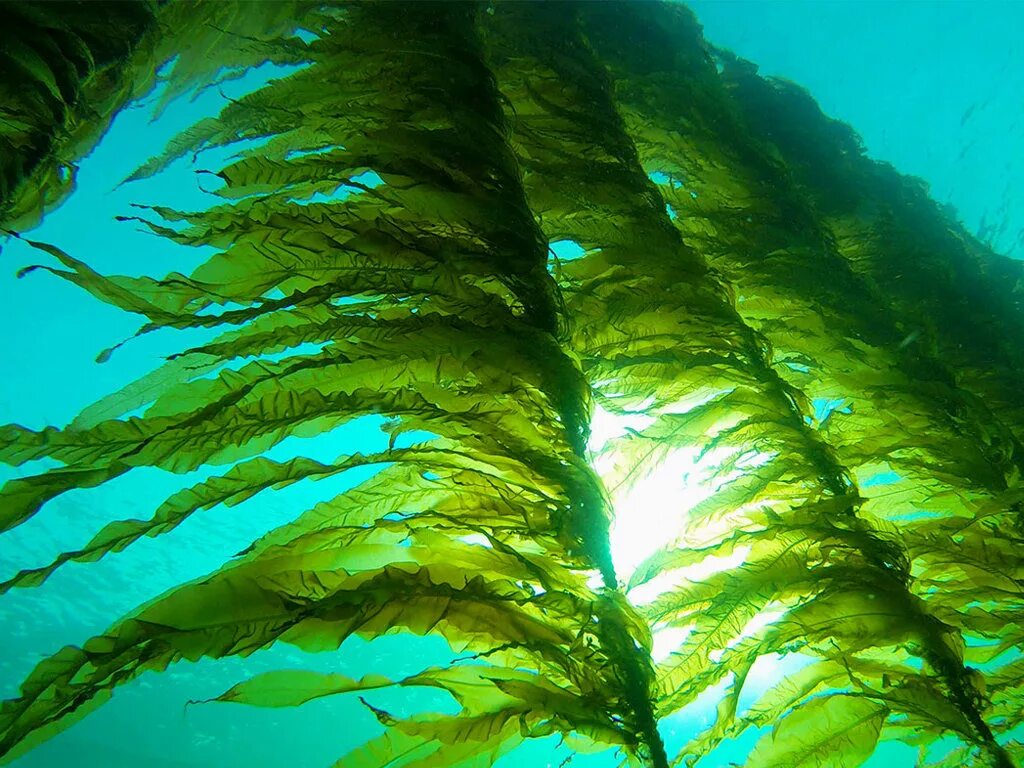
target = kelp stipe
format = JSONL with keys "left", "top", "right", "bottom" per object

{"left": 1, "top": 2, "right": 1022, "bottom": 767}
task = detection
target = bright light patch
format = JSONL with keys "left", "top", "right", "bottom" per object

{"left": 628, "top": 545, "right": 751, "bottom": 606}
{"left": 919, "top": 736, "right": 965, "bottom": 766}
{"left": 285, "top": 145, "right": 344, "bottom": 160}
{"left": 737, "top": 652, "right": 816, "bottom": 715}
{"left": 648, "top": 170, "right": 684, "bottom": 190}
{"left": 731, "top": 606, "right": 786, "bottom": 648}
{"left": 658, "top": 387, "right": 734, "bottom": 416}
{"left": 708, "top": 606, "right": 788, "bottom": 662}
{"left": 862, "top": 469, "right": 901, "bottom": 488}
{"left": 607, "top": 444, "right": 738, "bottom": 581}
{"left": 292, "top": 28, "right": 320, "bottom": 44}
{"left": 812, "top": 396, "right": 852, "bottom": 423}
{"left": 288, "top": 184, "right": 352, "bottom": 206}
{"left": 888, "top": 509, "right": 944, "bottom": 522}
{"left": 288, "top": 169, "right": 384, "bottom": 206}
{"left": 651, "top": 624, "right": 694, "bottom": 662}
{"left": 459, "top": 533, "right": 492, "bottom": 549}
{"left": 586, "top": 570, "right": 606, "bottom": 592}
{"left": 351, "top": 169, "right": 385, "bottom": 188}
{"left": 587, "top": 403, "right": 656, "bottom": 454}
{"left": 593, "top": 389, "right": 774, "bottom": 590}
{"left": 603, "top": 437, "right": 774, "bottom": 585}
{"left": 548, "top": 239, "right": 587, "bottom": 263}
{"left": 659, "top": 674, "right": 735, "bottom": 751}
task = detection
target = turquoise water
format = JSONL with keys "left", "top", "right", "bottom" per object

{"left": 689, "top": 0, "right": 1024, "bottom": 262}
{"left": 1, "top": 2, "right": 1021, "bottom": 766}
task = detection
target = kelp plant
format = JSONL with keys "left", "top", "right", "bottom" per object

{"left": 1, "top": 2, "right": 1023, "bottom": 767}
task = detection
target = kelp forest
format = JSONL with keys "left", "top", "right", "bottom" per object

{"left": 1, "top": 2, "right": 1023, "bottom": 767}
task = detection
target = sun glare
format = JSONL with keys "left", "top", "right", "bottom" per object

{"left": 587, "top": 403, "right": 776, "bottom": 622}
{"left": 607, "top": 444, "right": 724, "bottom": 580}
{"left": 586, "top": 401, "right": 788, "bottom": 678}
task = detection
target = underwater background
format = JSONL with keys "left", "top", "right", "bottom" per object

{"left": 1, "top": 1, "right": 1022, "bottom": 766}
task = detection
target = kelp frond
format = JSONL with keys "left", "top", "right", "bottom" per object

{"left": 1, "top": 2, "right": 1022, "bottom": 767}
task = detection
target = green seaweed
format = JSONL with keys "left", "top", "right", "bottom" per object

{"left": 1, "top": 2, "right": 1022, "bottom": 767}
